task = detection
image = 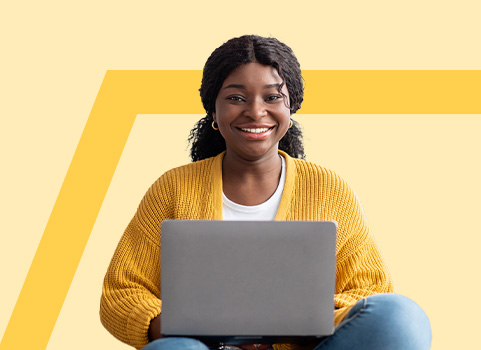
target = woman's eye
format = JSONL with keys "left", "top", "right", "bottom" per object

{"left": 266, "top": 95, "right": 282, "bottom": 102}
{"left": 227, "top": 96, "right": 245, "bottom": 102}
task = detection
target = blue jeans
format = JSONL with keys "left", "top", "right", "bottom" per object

{"left": 142, "top": 294, "right": 432, "bottom": 350}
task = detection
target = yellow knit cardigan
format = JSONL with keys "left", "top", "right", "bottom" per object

{"left": 100, "top": 151, "right": 393, "bottom": 350}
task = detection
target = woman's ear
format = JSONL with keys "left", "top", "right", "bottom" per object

{"left": 212, "top": 112, "right": 216, "bottom": 122}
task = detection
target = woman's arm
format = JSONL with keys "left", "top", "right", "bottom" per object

{"left": 100, "top": 180, "right": 167, "bottom": 350}
{"left": 100, "top": 215, "right": 162, "bottom": 349}
{"left": 330, "top": 178, "right": 393, "bottom": 325}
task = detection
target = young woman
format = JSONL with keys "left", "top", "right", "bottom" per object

{"left": 100, "top": 35, "right": 432, "bottom": 350}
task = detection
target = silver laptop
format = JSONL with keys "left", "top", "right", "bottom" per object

{"left": 160, "top": 220, "right": 337, "bottom": 346}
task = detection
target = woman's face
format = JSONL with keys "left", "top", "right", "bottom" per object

{"left": 213, "top": 62, "right": 291, "bottom": 162}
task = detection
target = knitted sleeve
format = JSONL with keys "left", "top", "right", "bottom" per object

{"left": 100, "top": 176, "right": 173, "bottom": 350}
{"left": 330, "top": 174, "right": 393, "bottom": 324}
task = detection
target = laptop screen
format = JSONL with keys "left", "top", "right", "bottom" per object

{"left": 160, "top": 220, "right": 337, "bottom": 345}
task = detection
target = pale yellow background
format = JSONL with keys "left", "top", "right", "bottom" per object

{"left": 1, "top": 1, "right": 480, "bottom": 350}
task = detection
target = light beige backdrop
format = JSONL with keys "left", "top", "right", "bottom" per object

{"left": 1, "top": 1, "right": 480, "bottom": 350}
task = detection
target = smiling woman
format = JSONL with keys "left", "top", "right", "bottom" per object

{"left": 213, "top": 63, "right": 291, "bottom": 160}
{"left": 100, "top": 35, "right": 432, "bottom": 350}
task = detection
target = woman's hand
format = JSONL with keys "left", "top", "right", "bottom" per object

{"left": 148, "top": 315, "right": 162, "bottom": 341}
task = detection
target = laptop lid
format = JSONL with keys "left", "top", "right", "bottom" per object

{"left": 160, "top": 220, "right": 337, "bottom": 345}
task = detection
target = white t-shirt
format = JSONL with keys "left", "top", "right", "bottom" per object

{"left": 223, "top": 155, "right": 286, "bottom": 221}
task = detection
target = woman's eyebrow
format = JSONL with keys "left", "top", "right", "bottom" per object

{"left": 223, "top": 84, "right": 245, "bottom": 90}
{"left": 223, "top": 83, "right": 282, "bottom": 90}
{"left": 264, "top": 83, "right": 282, "bottom": 89}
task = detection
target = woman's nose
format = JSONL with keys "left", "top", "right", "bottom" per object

{"left": 246, "top": 99, "right": 267, "bottom": 119}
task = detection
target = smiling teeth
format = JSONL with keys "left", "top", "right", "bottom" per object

{"left": 241, "top": 128, "right": 270, "bottom": 133}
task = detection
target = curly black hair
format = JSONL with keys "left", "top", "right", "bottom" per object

{"left": 189, "top": 35, "right": 305, "bottom": 162}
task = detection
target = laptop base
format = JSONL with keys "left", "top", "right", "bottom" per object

{"left": 161, "top": 334, "right": 329, "bottom": 346}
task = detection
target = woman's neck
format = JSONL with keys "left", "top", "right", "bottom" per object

{"left": 222, "top": 151, "right": 283, "bottom": 206}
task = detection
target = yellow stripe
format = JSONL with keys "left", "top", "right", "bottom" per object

{"left": 1, "top": 70, "right": 479, "bottom": 350}
{"left": 302, "top": 70, "right": 481, "bottom": 114}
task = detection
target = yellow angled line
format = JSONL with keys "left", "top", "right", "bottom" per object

{"left": 1, "top": 70, "right": 479, "bottom": 350}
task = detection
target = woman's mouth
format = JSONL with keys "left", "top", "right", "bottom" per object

{"left": 236, "top": 126, "right": 275, "bottom": 140}
{"left": 239, "top": 127, "right": 272, "bottom": 134}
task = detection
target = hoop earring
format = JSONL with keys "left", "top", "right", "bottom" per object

{"left": 288, "top": 119, "right": 293, "bottom": 129}
{"left": 212, "top": 121, "right": 219, "bottom": 130}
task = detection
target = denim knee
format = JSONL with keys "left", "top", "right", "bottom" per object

{"left": 363, "top": 293, "right": 432, "bottom": 349}
{"left": 316, "top": 293, "right": 432, "bottom": 350}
